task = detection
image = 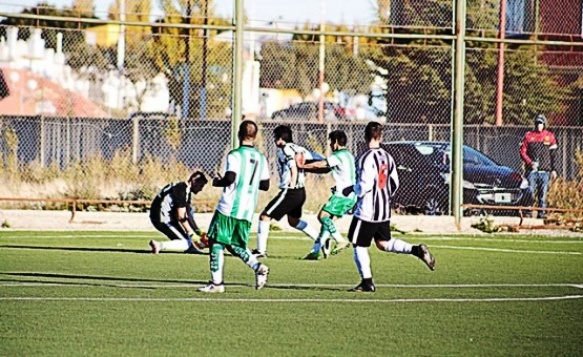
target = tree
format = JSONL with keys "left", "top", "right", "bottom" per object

{"left": 0, "top": 2, "right": 97, "bottom": 52}
{"left": 72, "top": 0, "right": 95, "bottom": 17}
{"left": 148, "top": 0, "right": 234, "bottom": 119}
{"left": 108, "top": 0, "right": 151, "bottom": 43}
{"left": 259, "top": 24, "right": 374, "bottom": 100}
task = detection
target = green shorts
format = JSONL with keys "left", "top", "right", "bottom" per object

{"left": 207, "top": 210, "right": 252, "bottom": 248}
{"left": 322, "top": 194, "right": 357, "bottom": 217}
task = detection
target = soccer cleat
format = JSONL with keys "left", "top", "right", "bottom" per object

{"left": 331, "top": 241, "right": 351, "bottom": 255}
{"left": 251, "top": 249, "right": 268, "bottom": 258}
{"left": 255, "top": 263, "right": 269, "bottom": 290}
{"left": 417, "top": 244, "right": 436, "bottom": 271}
{"left": 149, "top": 240, "right": 161, "bottom": 254}
{"left": 198, "top": 282, "right": 225, "bottom": 293}
{"left": 349, "top": 280, "right": 376, "bottom": 292}
{"left": 321, "top": 238, "right": 332, "bottom": 259}
{"left": 302, "top": 252, "right": 321, "bottom": 260}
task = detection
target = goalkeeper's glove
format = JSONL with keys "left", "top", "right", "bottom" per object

{"left": 189, "top": 231, "right": 207, "bottom": 250}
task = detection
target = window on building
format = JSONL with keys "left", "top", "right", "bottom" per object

{"left": 506, "top": 0, "right": 534, "bottom": 36}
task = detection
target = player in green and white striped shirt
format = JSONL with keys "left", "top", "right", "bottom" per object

{"left": 299, "top": 130, "right": 357, "bottom": 260}
{"left": 198, "top": 120, "right": 271, "bottom": 293}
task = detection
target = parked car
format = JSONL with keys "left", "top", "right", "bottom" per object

{"left": 271, "top": 102, "right": 350, "bottom": 121}
{"left": 381, "top": 141, "right": 532, "bottom": 215}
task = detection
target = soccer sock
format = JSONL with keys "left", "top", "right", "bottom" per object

{"left": 209, "top": 243, "right": 225, "bottom": 285}
{"left": 383, "top": 238, "right": 413, "bottom": 254}
{"left": 294, "top": 220, "right": 319, "bottom": 241}
{"left": 320, "top": 216, "right": 347, "bottom": 243}
{"left": 230, "top": 245, "right": 261, "bottom": 271}
{"left": 331, "top": 231, "right": 348, "bottom": 244}
{"left": 159, "top": 239, "right": 190, "bottom": 252}
{"left": 354, "top": 246, "right": 372, "bottom": 279}
{"left": 311, "top": 229, "right": 331, "bottom": 253}
{"left": 257, "top": 220, "right": 270, "bottom": 253}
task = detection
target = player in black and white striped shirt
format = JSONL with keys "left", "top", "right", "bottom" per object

{"left": 346, "top": 122, "right": 435, "bottom": 292}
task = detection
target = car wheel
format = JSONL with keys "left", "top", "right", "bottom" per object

{"left": 422, "top": 188, "right": 446, "bottom": 216}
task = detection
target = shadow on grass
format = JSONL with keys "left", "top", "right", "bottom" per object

{"left": 0, "top": 272, "right": 230, "bottom": 289}
{"left": 0, "top": 272, "right": 344, "bottom": 292}
{"left": 0, "top": 245, "right": 208, "bottom": 255}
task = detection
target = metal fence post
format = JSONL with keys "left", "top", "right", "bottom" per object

{"left": 452, "top": 0, "right": 467, "bottom": 227}
{"left": 39, "top": 115, "right": 45, "bottom": 168}
{"left": 132, "top": 115, "right": 139, "bottom": 164}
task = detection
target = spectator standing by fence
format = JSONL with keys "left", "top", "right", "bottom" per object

{"left": 520, "top": 114, "right": 559, "bottom": 219}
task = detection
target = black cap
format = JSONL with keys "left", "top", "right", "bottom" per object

{"left": 534, "top": 114, "right": 546, "bottom": 125}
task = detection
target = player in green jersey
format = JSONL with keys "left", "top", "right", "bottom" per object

{"left": 198, "top": 120, "right": 271, "bottom": 293}
{"left": 298, "top": 130, "right": 356, "bottom": 259}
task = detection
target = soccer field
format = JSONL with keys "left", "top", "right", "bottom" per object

{"left": 1, "top": 231, "right": 582, "bottom": 356}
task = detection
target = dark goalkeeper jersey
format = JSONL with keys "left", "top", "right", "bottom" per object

{"left": 149, "top": 182, "right": 191, "bottom": 224}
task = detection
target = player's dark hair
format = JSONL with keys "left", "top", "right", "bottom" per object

{"left": 238, "top": 120, "right": 258, "bottom": 141}
{"left": 328, "top": 130, "right": 347, "bottom": 147}
{"left": 189, "top": 171, "right": 208, "bottom": 184}
{"left": 274, "top": 125, "right": 293, "bottom": 143}
{"left": 364, "top": 121, "right": 383, "bottom": 142}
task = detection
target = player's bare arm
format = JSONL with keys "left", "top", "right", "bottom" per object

{"left": 176, "top": 206, "right": 195, "bottom": 235}
{"left": 297, "top": 157, "right": 331, "bottom": 174}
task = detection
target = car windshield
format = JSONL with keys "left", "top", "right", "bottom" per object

{"left": 412, "top": 144, "right": 497, "bottom": 166}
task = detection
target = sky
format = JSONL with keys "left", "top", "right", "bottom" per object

{"left": 0, "top": 0, "right": 379, "bottom": 25}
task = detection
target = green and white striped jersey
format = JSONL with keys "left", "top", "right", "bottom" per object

{"left": 326, "top": 148, "right": 356, "bottom": 194}
{"left": 216, "top": 146, "right": 270, "bottom": 222}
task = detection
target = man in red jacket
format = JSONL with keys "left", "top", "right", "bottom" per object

{"left": 519, "top": 114, "right": 558, "bottom": 219}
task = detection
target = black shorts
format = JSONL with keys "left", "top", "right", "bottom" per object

{"left": 263, "top": 188, "right": 306, "bottom": 221}
{"left": 347, "top": 217, "right": 392, "bottom": 248}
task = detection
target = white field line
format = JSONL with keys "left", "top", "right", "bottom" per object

{"left": 1, "top": 282, "right": 582, "bottom": 289}
{"left": 1, "top": 234, "right": 583, "bottom": 244}
{"left": 431, "top": 245, "right": 582, "bottom": 255}
{"left": 1, "top": 295, "right": 582, "bottom": 303}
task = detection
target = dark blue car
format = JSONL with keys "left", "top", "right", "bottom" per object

{"left": 382, "top": 141, "right": 532, "bottom": 215}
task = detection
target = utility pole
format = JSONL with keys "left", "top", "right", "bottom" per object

{"left": 182, "top": 0, "right": 192, "bottom": 119}
{"left": 200, "top": 0, "right": 208, "bottom": 120}
{"left": 494, "top": 0, "right": 506, "bottom": 126}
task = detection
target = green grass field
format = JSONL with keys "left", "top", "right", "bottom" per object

{"left": 1, "top": 230, "right": 582, "bottom": 356}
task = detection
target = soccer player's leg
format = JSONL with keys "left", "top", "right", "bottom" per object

{"left": 325, "top": 195, "right": 356, "bottom": 256}
{"left": 374, "top": 225, "right": 435, "bottom": 271}
{"left": 198, "top": 212, "right": 231, "bottom": 293}
{"left": 149, "top": 221, "right": 192, "bottom": 253}
{"left": 255, "top": 190, "right": 288, "bottom": 257}
{"left": 228, "top": 218, "right": 269, "bottom": 290}
{"left": 347, "top": 218, "right": 375, "bottom": 292}
{"left": 287, "top": 188, "right": 319, "bottom": 242}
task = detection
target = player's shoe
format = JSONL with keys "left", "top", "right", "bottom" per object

{"left": 251, "top": 249, "right": 268, "bottom": 258}
{"left": 302, "top": 252, "right": 321, "bottom": 260}
{"left": 149, "top": 240, "right": 161, "bottom": 254}
{"left": 255, "top": 263, "right": 269, "bottom": 290}
{"left": 349, "top": 280, "right": 376, "bottom": 292}
{"left": 331, "top": 241, "right": 351, "bottom": 255}
{"left": 321, "top": 238, "right": 332, "bottom": 259}
{"left": 198, "top": 282, "right": 225, "bottom": 293}
{"left": 417, "top": 244, "right": 436, "bottom": 271}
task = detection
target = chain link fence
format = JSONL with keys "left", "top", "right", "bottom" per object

{"left": 0, "top": 0, "right": 582, "bottom": 217}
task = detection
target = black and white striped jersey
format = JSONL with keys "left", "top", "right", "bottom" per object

{"left": 353, "top": 147, "right": 399, "bottom": 222}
